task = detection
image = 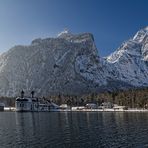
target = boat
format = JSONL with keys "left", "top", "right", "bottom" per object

{"left": 15, "top": 91, "right": 60, "bottom": 112}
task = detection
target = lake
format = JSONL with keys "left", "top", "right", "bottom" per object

{"left": 0, "top": 112, "right": 148, "bottom": 148}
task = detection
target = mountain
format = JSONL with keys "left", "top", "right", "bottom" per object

{"left": 106, "top": 26, "right": 148, "bottom": 87}
{"left": 0, "top": 27, "right": 147, "bottom": 97}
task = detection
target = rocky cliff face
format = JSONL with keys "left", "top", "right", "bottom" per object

{"left": 0, "top": 31, "right": 105, "bottom": 97}
{"left": 106, "top": 26, "right": 148, "bottom": 87}
{"left": 0, "top": 27, "right": 147, "bottom": 97}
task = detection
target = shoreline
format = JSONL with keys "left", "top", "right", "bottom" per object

{"left": 3, "top": 107, "right": 148, "bottom": 112}
{"left": 70, "top": 109, "right": 148, "bottom": 112}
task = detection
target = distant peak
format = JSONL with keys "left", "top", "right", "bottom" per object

{"left": 57, "top": 28, "right": 72, "bottom": 38}
{"left": 133, "top": 26, "right": 148, "bottom": 42}
{"left": 144, "top": 26, "right": 148, "bottom": 31}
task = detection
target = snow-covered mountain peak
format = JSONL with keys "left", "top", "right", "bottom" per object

{"left": 57, "top": 29, "right": 73, "bottom": 38}
{"left": 106, "top": 39, "right": 142, "bottom": 63}
{"left": 0, "top": 27, "right": 147, "bottom": 97}
{"left": 107, "top": 27, "right": 148, "bottom": 63}
{"left": 133, "top": 27, "right": 148, "bottom": 43}
{"left": 144, "top": 26, "right": 148, "bottom": 31}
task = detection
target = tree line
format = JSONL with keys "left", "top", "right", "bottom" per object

{"left": 0, "top": 87, "right": 148, "bottom": 108}
{"left": 48, "top": 87, "right": 148, "bottom": 108}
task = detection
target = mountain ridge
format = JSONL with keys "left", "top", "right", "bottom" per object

{"left": 0, "top": 27, "right": 147, "bottom": 97}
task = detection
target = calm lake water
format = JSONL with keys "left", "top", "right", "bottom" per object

{"left": 0, "top": 112, "right": 148, "bottom": 148}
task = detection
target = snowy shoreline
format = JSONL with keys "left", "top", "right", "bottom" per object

{"left": 3, "top": 107, "right": 148, "bottom": 112}
{"left": 69, "top": 109, "right": 148, "bottom": 112}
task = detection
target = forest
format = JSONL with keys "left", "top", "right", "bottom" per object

{"left": 0, "top": 87, "right": 148, "bottom": 108}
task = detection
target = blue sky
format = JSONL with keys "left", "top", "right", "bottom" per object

{"left": 0, "top": 0, "right": 148, "bottom": 56}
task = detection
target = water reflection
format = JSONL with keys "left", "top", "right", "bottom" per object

{"left": 15, "top": 112, "right": 41, "bottom": 147}
{"left": 1, "top": 112, "right": 148, "bottom": 147}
